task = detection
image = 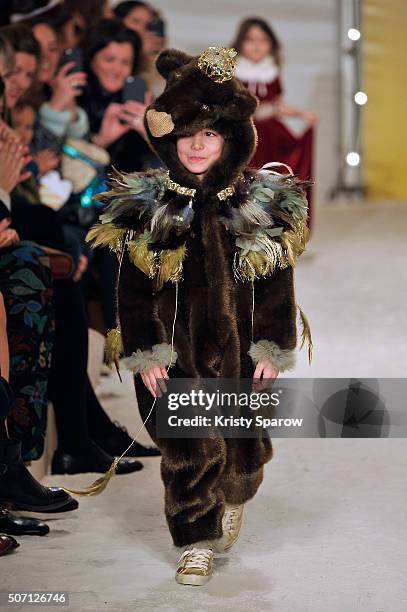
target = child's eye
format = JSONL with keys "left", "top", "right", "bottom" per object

{"left": 205, "top": 131, "right": 216, "bottom": 137}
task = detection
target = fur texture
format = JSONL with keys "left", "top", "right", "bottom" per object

{"left": 91, "top": 47, "right": 312, "bottom": 547}
{"left": 248, "top": 339, "right": 296, "bottom": 372}
{"left": 122, "top": 343, "right": 177, "bottom": 374}
{"left": 143, "top": 48, "right": 259, "bottom": 193}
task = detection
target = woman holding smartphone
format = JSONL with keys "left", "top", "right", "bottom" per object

{"left": 79, "top": 18, "right": 153, "bottom": 173}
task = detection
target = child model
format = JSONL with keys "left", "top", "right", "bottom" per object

{"left": 88, "top": 46, "right": 311, "bottom": 585}
{"left": 233, "top": 18, "right": 318, "bottom": 230}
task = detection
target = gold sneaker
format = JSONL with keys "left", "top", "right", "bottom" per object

{"left": 214, "top": 503, "right": 244, "bottom": 553}
{"left": 175, "top": 546, "right": 214, "bottom": 586}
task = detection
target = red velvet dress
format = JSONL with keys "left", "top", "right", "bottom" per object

{"left": 241, "top": 74, "right": 314, "bottom": 232}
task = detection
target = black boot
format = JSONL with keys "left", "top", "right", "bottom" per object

{"left": 92, "top": 420, "right": 161, "bottom": 458}
{"left": 28, "top": 498, "right": 78, "bottom": 513}
{"left": 0, "top": 533, "right": 19, "bottom": 556}
{"left": 51, "top": 439, "right": 144, "bottom": 475}
{"left": 0, "top": 438, "right": 74, "bottom": 512}
{"left": 0, "top": 509, "right": 49, "bottom": 536}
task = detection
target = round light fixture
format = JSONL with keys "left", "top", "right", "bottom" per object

{"left": 346, "top": 152, "right": 360, "bottom": 166}
{"left": 347, "top": 28, "right": 361, "bottom": 41}
{"left": 354, "top": 91, "right": 368, "bottom": 105}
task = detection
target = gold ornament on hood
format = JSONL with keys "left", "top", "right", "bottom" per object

{"left": 146, "top": 109, "right": 175, "bottom": 137}
{"left": 197, "top": 46, "right": 237, "bottom": 83}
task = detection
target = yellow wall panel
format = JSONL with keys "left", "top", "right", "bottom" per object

{"left": 363, "top": 0, "right": 407, "bottom": 199}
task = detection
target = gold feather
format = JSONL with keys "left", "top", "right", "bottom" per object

{"left": 86, "top": 223, "right": 126, "bottom": 254}
{"left": 297, "top": 303, "right": 313, "bottom": 365}
{"left": 60, "top": 459, "right": 119, "bottom": 496}
{"left": 234, "top": 234, "right": 288, "bottom": 281}
{"left": 158, "top": 245, "right": 186, "bottom": 284}
{"left": 247, "top": 251, "right": 270, "bottom": 277}
{"left": 281, "top": 221, "right": 309, "bottom": 265}
{"left": 127, "top": 233, "right": 158, "bottom": 278}
{"left": 105, "top": 326, "right": 123, "bottom": 369}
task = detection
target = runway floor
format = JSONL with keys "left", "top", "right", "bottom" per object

{"left": 3, "top": 200, "right": 407, "bottom": 611}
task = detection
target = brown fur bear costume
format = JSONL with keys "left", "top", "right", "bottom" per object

{"left": 88, "top": 47, "right": 312, "bottom": 547}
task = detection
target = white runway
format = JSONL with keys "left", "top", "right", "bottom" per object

{"left": 3, "top": 201, "right": 407, "bottom": 611}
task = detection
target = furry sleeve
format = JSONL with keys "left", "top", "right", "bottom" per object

{"left": 118, "top": 250, "right": 177, "bottom": 374}
{"left": 249, "top": 266, "right": 297, "bottom": 372}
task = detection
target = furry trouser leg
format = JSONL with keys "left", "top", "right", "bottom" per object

{"left": 134, "top": 377, "right": 273, "bottom": 548}
{"left": 160, "top": 435, "right": 273, "bottom": 547}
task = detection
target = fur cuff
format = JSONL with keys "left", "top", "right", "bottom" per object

{"left": 248, "top": 339, "right": 296, "bottom": 372}
{"left": 122, "top": 343, "right": 177, "bottom": 374}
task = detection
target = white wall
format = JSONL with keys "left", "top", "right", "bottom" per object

{"left": 112, "top": 0, "right": 339, "bottom": 203}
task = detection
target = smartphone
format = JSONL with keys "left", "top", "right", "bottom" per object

{"left": 147, "top": 17, "right": 165, "bottom": 38}
{"left": 123, "top": 75, "right": 147, "bottom": 104}
{"left": 23, "top": 159, "right": 39, "bottom": 181}
{"left": 59, "top": 47, "right": 83, "bottom": 74}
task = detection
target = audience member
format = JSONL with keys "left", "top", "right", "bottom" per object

{"left": 79, "top": 18, "right": 151, "bottom": 172}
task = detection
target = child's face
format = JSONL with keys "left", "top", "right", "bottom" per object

{"left": 241, "top": 25, "right": 272, "bottom": 63}
{"left": 176, "top": 128, "right": 224, "bottom": 179}
{"left": 12, "top": 106, "right": 35, "bottom": 145}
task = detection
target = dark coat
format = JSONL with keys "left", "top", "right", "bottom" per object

{"left": 117, "top": 185, "right": 299, "bottom": 380}
{"left": 88, "top": 46, "right": 312, "bottom": 406}
{"left": 86, "top": 47, "right": 312, "bottom": 546}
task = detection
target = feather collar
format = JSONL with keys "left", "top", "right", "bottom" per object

{"left": 87, "top": 164, "right": 310, "bottom": 284}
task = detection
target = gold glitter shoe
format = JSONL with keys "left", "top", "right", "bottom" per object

{"left": 214, "top": 503, "right": 244, "bottom": 553}
{"left": 175, "top": 546, "right": 214, "bottom": 586}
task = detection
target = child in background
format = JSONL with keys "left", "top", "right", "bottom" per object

{"left": 12, "top": 101, "right": 60, "bottom": 179}
{"left": 233, "top": 17, "right": 318, "bottom": 232}
{"left": 12, "top": 100, "right": 87, "bottom": 281}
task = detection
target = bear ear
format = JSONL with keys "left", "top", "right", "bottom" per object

{"left": 156, "top": 48, "right": 192, "bottom": 79}
{"left": 223, "top": 90, "right": 259, "bottom": 120}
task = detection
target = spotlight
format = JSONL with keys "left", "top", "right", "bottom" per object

{"left": 354, "top": 91, "right": 368, "bottom": 105}
{"left": 346, "top": 152, "right": 360, "bottom": 167}
{"left": 347, "top": 28, "right": 361, "bottom": 41}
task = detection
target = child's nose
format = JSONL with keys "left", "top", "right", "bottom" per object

{"left": 191, "top": 135, "right": 204, "bottom": 149}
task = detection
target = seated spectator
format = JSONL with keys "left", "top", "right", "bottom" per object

{"left": 113, "top": 1, "right": 154, "bottom": 42}
{"left": 7, "top": 6, "right": 89, "bottom": 149}
{"left": 79, "top": 18, "right": 152, "bottom": 173}
{"left": 1, "top": 30, "right": 154, "bottom": 473}
{"left": 77, "top": 18, "right": 159, "bottom": 331}
{"left": 1, "top": 288, "right": 77, "bottom": 542}
{"left": 64, "top": 0, "right": 114, "bottom": 46}
{"left": 30, "top": 20, "right": 88, "bottom": 147}
{"left": 10, "top": 0, "right": 84, "bottom": 55}
{"left": 114, "top": 1, "right": 167, "bottom": 98}
{"left": 3, "top": 21, "right": 117, "bottom": 335}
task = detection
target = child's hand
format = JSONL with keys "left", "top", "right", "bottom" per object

{"left": 141, "top": 364, "right": 169, "bottom": 398}
{"left": 252, "top": 359, "right": 279, "bottom": 392}
{"left": 34, "top": 149, "right": 60, "bottom": 176}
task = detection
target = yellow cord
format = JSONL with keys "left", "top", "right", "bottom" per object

{"left": 61, "top": 283, "right": 179, "bottom": 496}
{"left": 251, "top": 280, "right": 255, "bottom": 342}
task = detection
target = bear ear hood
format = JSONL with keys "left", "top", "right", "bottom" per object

{"left": 155, "top": 48, "right": 192, "bottom": 79}
{"left": 143, "top": 46, "right": 259, "bottom": 194}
